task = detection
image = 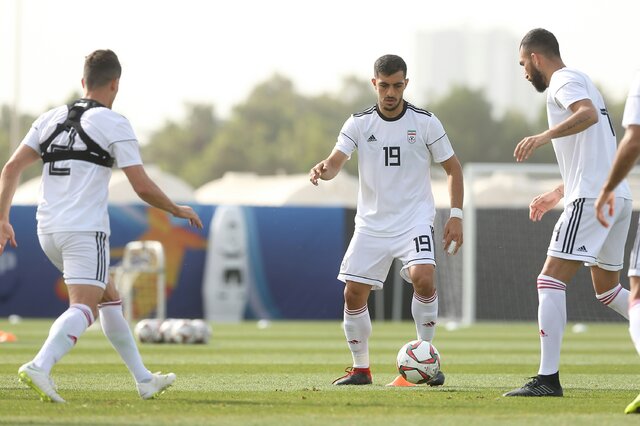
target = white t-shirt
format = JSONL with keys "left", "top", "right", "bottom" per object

{"left": 335, "top": 101, "right": 455, "bottom": 236}
{"left": 22, "top": 101, "right": 143, "bottom": 235}
{"left": 547, "top": 68, "right": 631, "bottom": 204}
{"left": 623, "top": 71, "right": 640, "bottom": 128}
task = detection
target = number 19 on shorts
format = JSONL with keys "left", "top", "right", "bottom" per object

{"left": 413, "top": 235, "right": 431, "bottom": 253}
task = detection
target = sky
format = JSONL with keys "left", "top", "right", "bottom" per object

{"left": 1, "top": 0, "right": 639, "bottom": 141}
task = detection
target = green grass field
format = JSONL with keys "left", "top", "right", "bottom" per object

{"left": 0, "top": 319, "right": 638, "bottom": 425}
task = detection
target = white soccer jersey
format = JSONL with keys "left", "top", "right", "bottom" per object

{"left": 623, "top": 71, "right": 640, "bottom": 128}
{"left": 547, "top": 68, "right": 631, "bottom": 204}
{"left": 22, "top": 101, "right": 143, "bottom": 235}
{"left": 335, "top": 101, "right": 454, "bottom": 236}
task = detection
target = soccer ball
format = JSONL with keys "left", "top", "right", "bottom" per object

{"left": 158, "top": 318, "right": 178, "bottom": 343}
{"left": 170, "top": 319, "right": 197, "bottom": 344}
{"left": 396, "top": 340, "right": 441, "bottom": 384}
{"left": 190, "top": 319, "right": 212, "bottom": 344}
{"left": 133, "top": 319, "right": 162, "bottom": 343}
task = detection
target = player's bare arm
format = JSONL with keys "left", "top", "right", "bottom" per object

{"left": 440, "top": 154, "right": 464, "bottom": 254}
{"left": 596, "top": 124, "right": 640, "bottom": 227}
{"left": 529, "top": 184, "right": 564, "bottom": 222}
{"left": 514, "top": 99, "right": 598, "bottom": 162}
{"left": 122, "top": 165, "right": 203, "bottom": 229}
{"left": 309, "top": 149, "right": 349, "bottom": 186}
{"left": 0, "top": 145, "right": 40, "bottom": 255}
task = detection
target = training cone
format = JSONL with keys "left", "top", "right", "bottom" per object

{"left": 386, "top": 375, "right": 416, "bottom": 387}
{"left": 0, "top": 330, "right": 17, "bottom": 343}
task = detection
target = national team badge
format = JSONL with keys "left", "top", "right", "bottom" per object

{"left": 407, "top": 130, "right": 417, "bottom": 144}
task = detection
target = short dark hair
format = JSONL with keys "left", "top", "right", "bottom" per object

{"left": 520, "top": 28, "right": 561, "bottom": 58}
{"left": 83, "top": 49, "right": 121, "bottom": 90}
{"left": 374, "top": 54, "right": 407, "bottom": 78}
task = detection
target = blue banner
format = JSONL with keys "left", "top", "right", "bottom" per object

{"left": 0, "top": 205, "right": 345, "bottom": 320}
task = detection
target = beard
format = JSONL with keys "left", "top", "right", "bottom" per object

{"left": 381, "top": 98, "right": 401, "bottom": 112}
{"left": 529, "top": 67, "right": 548, "bottom": 92}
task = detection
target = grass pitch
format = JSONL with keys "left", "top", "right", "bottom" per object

{"left": 0, "top": 319, "right": 638, "bottom": 425}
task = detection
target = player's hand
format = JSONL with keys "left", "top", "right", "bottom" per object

{"left": 174, "top": 206, "right": 203, "bottom": 229}
{"left": 309, "top": 161, "right": 328, "bottom": 186}
{"left": 529, "top": 190, "right": 562, "bottom": 222}
{"left": 443, "top": 217, "right": 463, "bottom": 255}
{"left": 514, "top": 133, "right": 551, "bottom": 162}
{"left": 0, "top": 220, "right": 17, "bottom": 256}
{"left": 595, "top": 189, "right": 615, "bottom": 228}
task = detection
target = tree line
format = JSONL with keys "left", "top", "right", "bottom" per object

{"left": 0, "top": 75, "right": 627, "bottom": 187}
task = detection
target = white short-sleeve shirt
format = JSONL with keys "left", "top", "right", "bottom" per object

{"left": 547, "top": 68, "right": 631, "bottom": 204}
{"left": 22, "top": 100, "right": 143, "bottom": 235}
{"left": 623, "top": 71, "right": 640, "bottom": 128}
{"left": 335, "top": 101, "right": 455, "bottom": 236}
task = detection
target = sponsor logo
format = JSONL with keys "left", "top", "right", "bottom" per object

{"left": 407, "top": 130, "right": 417, "bottom": 144}
{"left": 576, "top": 245, "right": 588, "bottom": 253}
{"left": 539, "top": 329, "right": 547, "bottom": 337}
{"left": 367, "top": 134, "right": 377, "bottom": 142}
{"left": 348, "top": 339, "right": 361, "bottom": 345}
{"left": 422, "top": 321, "right": 436, "bottom": 327}
{"left": 67, "top": 334, "right": 78, "bottom": 344}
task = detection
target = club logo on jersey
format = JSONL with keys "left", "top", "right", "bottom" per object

{"left": 407, "top": 130, "right": 417, "bottom": 144}
{"left": 367, "top": 134, "right": 377, "bottom": 143}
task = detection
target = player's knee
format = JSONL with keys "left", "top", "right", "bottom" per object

{"left": 343, "top": 282, "right": 370, "bottom": 309}
{"left": 412, "top": 275, "right": 435, "bottom": 297}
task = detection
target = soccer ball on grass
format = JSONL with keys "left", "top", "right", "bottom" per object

{"left": 396, "top": 339, "right": 440, "bottom": 384}
{"left": 133, "top": 319, "right": 162, "bottom": 343}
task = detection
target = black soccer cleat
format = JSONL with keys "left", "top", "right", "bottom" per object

{"left": 426, "top": 370, "right": 445, "bottom": 387}
{"left": 503, "top": 376, "right": 563, "bottom": 397}
{"left": 332, "top": 367, "right": 372, "bottom": 385}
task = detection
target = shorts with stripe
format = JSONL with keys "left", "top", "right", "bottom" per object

{"left": 628, "top": 217, "right": 640, "bottom": 277}
{"left": 338, "top": 224, "right": 436, "bottom": 289}
{"left": 547, "top": 197, "right": 632, "bottom": 271}
{"left": 38, "top": 231, "right": 109, "bottom": 288}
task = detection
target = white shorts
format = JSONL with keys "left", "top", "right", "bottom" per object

{"left": 38, "top": 231, "right": 109, "bottom": 288}
{"left": 338, "top": 224, "right": 436, "bottom": 289}
{"left": 628, "top": 219, "right": 640, "bottom": 277}
{"left": 547, "top": 198, "right": 632, "bottom": 271}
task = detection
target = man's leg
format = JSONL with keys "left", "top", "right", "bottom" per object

{"left": 99, "top": 281, "right": 175, "bottom": 399}
{"left": 20, "top": 284, "right": 102, "bottom": 403}
{"left": 409, "top": 264, "right": 437, "bottom": 342}
{"left": 625, "top": 277, "right": 640, "bottom": 414}
{"left": 592, "top": 267, "right": 629, "bottom": 319}
{"left": 408, "top": 263, "right": 444, "bottom": 386}
{"left": 333, "top": 281, "right": 373, "bottom": 385}
{"left": 504, "top": 256, "right": 580, "bottom": 397}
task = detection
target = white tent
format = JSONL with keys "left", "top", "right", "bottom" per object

{"left": 13, "top": 164, "right": 196, "bottom": 205}
{"left": 195, "top": 171, "right": 453, "bottom": 208}
{"left": 196, "top": 171, "right": 359, "bottom": 207}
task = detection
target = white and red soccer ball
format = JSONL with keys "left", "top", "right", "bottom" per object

{"left": 133, "top": 318, "right": 162, "bottom": 343}
{"left": 134, "top": 318, "right": 212, "bottom": 344}
{"left": 396, "top": 339, "right": 441, "bottom": 384}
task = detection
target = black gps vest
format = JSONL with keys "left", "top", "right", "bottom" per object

{"left": 39, "top": 99, "right": 115, "bottom": 168}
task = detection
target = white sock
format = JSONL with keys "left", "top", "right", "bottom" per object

{"left": 343, "top": 305, "right": 371, "bottom": 368}
{"left": 32, "top": 304, "right": 94, "bottom": 375}
{"left": 536, "top": 275, "right": 567, "bottom": 376}
{"left": 412, "top": 291, "right": 438, "bottom": 342}
{"left": 99, "top": 300, "right": 152, "bottom": 383}
{"left": 629, "top": 300, "right": 640, "bottom": 356}
{"left": 596, "top": 283, "right": 629, "bottom": 319}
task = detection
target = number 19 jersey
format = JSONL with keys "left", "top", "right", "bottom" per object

{"left": 335, "top": 101, "right": 455, "bottom": 237}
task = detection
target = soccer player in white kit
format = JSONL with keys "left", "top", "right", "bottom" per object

{"left": 309, "top": 54, "right": 464, "bottom": 386}
{"left": 504, "top": 29, "right": 632, "bottom": 397}
{"left": 595, "top": 70, "right": 640, "bottom": 414}
{"left": 0, "top": 50, "right": 203, "bottom": 403}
